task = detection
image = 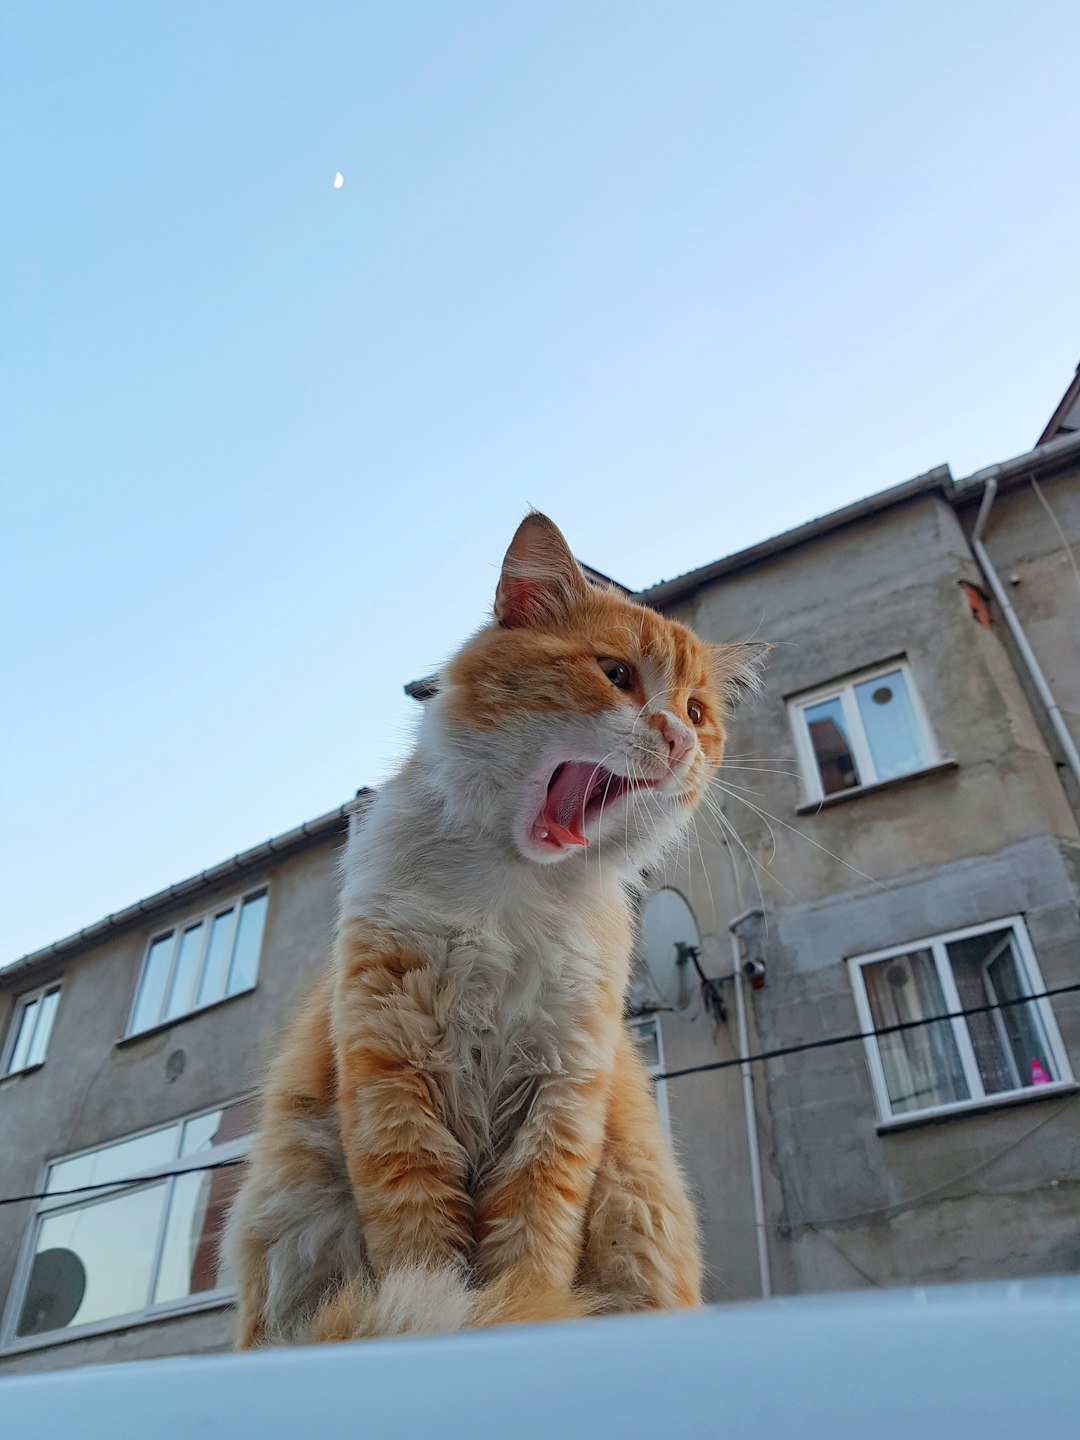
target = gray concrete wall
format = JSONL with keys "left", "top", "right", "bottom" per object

{"left": 956, "top": 464, "right": 1080, "bottom": 811}
{"left": 0, "top": 833, "right": 343, "bottom": 1374}
{"left": 650, "top": 488, "right": 1080, "bottom": 1296}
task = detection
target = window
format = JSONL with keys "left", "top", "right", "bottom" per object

{"left": 128, "top": 889, "right": 269, "bottom": 1035}
{"left": 849, "top": 918, "right": 1073, "bottom": 1125}
{"left": 628, "top": 1015, "right": 671, "bottom": 1131}
{"left": 3, "top": 1097, "right": 256, "bottom": 1348}
{"left": 2, "top": 985, "right": 61, "bottom": 1076}
{"left": 790, "top": 660, "right": 937, "bottom": 803}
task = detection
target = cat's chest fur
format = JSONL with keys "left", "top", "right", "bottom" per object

{"left": 420, "top": 918, "right": 620, "bottom": 1176}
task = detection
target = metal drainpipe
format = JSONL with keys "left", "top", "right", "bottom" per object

{"left": 971, "top": 477, "right": 1080, "bottom": 791}
{"left": 729, "top": 918, "right": 772, "bottom": 1299}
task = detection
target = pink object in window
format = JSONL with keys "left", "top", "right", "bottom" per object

{"left": 1030, "top": 1058, "right": 1051, "bottom": 1086}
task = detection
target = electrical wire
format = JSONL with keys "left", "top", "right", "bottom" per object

{"left": 0, "top": 981, "right": 1076, "bottom": 1209}
{"left": 652, "top": 981, "right": 1080, "bottom": 1082}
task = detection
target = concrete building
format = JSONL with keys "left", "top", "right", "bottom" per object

{"left": 1, "top": 411, "right": 1077, "bottom": 1373}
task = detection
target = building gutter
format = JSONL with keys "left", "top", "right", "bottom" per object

{"left": 970, "top": 478, "right": 1080, "bottom": 792}
{"left": 729, "top": 911, "right": 771, "bottom": 1299}
{"left": 2, "top": 793, "right": 372, "bottom": 988}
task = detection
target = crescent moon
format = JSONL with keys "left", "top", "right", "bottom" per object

{"left": 333, "top": 171, "right": 344, "bottom": 189}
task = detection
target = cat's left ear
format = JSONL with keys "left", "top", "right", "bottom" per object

{"left": 710, "top": 641, "right": 771, "bottom": 710}
{"left": 495, "top": 512, "right": 591, "bottom": 628}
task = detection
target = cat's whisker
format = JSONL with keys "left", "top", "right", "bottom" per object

{"left": 708, "top": 779, "right": 888, "bottom": 892}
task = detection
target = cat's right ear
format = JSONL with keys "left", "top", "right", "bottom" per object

{"left": 494, "top": 512, "right": 591, "bottom": 629}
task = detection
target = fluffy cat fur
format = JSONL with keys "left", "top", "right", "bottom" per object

{"left": 226, "top": 513, "right": 762, "bottom": 1346}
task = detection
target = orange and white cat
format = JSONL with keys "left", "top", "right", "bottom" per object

{"left": 227, "top": 513, "right": 761, "bottom": 1345}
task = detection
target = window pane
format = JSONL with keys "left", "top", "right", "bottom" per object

{"left": 862, "top": 950, "right": 969, "bottom": 1115}
{"left": 854, "top": 669, "right": 925, "bottom": 782}
{"left": 946, "top": 930, "right": 1056, "bottom": 1094}
{"left": 16, "top": 1184, "right": 167, "bottom": 1336}
{"left": 803, "top": 697, "right": 861, "bottom": 795}
{"left": 195, "top": 909, "right": 236, "bottom": 1009}
{"left": 628, "top": 1019, "right": 661, "bottom": 1070}
{"left": 226, "top": 892, "right": 267, "bottom": 996}
{"left": 25, "top": 989, "right": 59, "bottom": 1068}
{"left": 163, "top": 923, "right": 206, "bottom": 1022}
{"left": 130, "top": 933, "right": 175, "bottom": 1034}
{"left": 180, "top": 1096, "right": 259, "bottom": 1157}
{"left": 153, "top": 1161, "right": 246, "bottom": 1304}
{"left": 48, "top": 1126, "right": 177, "bottom": 1195}
{"left": 6, "top": 997, "right": 39, "bottom": 1074}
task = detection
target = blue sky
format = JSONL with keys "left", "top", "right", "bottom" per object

{"left": 3, "top": 1, "right": 1078, "bottom": 962}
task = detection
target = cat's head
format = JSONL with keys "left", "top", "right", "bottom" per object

{"left": 427, "top": 513, "right": 764, "bottom": 871}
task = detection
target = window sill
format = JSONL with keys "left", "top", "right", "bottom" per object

{"left": 116, "top": 984, "right": 256, "bottom": 1047}
{"left": 0, "top": 1063, "right": 44, "bottom": 1086}
{"left": 1, "top": 1290, "right": 235, "bottom": 1358}
{"left": 796, "top": 759, "right": 958, "bottom": 814}
{"left": 876, "top": 1080, "right": 1078, "bottom": 1134}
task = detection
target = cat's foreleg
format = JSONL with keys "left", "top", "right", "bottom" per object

{"left": 334, "top": 924, "right": 473, "bottom": 1277}
{"left": 472, "top": 1063, "right": 610, "bottom": 1297}
{"left": 579, "top": 1035, "right": 702, "bottom": 1310}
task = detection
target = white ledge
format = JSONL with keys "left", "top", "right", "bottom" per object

{"left": 4, "top": 1279, "right": 1079, "bottom": 1439}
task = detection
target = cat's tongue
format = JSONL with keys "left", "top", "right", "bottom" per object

{"left": 540, "top": 761, "right": 605, "bottom": 847}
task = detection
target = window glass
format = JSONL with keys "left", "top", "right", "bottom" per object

{"left": 226, "top": 892, "right": 268, "bottom": 996}
{"left": 804, "top": 696, "right": 861, "bottom": 795}
{"left": 861, "top": 949, "right": 969, "bottom": 1115}
{"left": 25, "top": 989, "right": 60, "bottom": 1068}
{"left": 7, "top": 997, "right": 40, "bottom": 1074}
{"left": 163, "top": 922, "right": 206, "bottom": 1022}
{"left": 628, "top": 1018, "right": 661, "bottom": 1070}
{"left": 153, "top": 1162, "right": 245, "bottom": 1304}
{"left": 946, "top": 931, "right": 1056, "bottom": 1093}
{"left": 48, "top": 1127, "right": 176, "bottom": 1195}
{"left": 17, "top": 1184, "right": 167, "bottom": 1336}
{"left": 195, "top": 910, "right": 236, "bottom": 1008}
{"left": 854, "top": 669, "right": 924, "bottom": 781}
{"left": 130, "top": 933, "right": 175, "bottom": 1034}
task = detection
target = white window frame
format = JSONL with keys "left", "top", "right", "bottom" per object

{"left": 848, "top": 916, "right": 1074, "bottom": 1128}
{"left": 1, "top": 1098, "right": 254, "bottom": 1354}
{"left": 1, "top": 983, "right": 62, "bottom": 1077}
{"left": 789, "top": 658, "right": 939, "bottom": 805}
{"left": 628, "top": 1014, "right": 671, "bottom": 1132}
{"left": 126, "top": 886, "right": 269, "bottom": 1037}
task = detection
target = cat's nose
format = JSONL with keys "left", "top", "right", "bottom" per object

{"left": 662, "top": 718, "right": 694, "bottom": 765}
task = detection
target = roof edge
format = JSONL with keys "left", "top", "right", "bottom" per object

{"left": 1, "top": 792, "right": 373, "bottom": 988}
{"left": 636, "top": 465, "right": 952, "bottom": 606}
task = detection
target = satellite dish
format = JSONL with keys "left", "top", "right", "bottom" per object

{"left": 639, "top": 889, "right": 702, "bottom": 1006}
{"left": 16, "top": 1248, "right": 86, "bottom": 1337}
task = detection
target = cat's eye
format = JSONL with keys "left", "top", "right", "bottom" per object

{"left": 687, "top": 699, "right": 704, "bottom": 726}
{"left": 597, "top": 656, "right": 634, "bottom": 691}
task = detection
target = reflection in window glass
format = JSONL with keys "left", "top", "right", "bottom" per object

{"left": 130, "top": 933, "right": 175, "bottom": 1034}
{"left": 195, "top": 911, "right": 235, "bottom": 1009}
{"left": 153, "top": 1162, "right": 245, "bottom": 1304}
{"left": 227, "top": 892, "right": 268, "bottom": 996}
{"left": 947, "top": 931, "right": 1056, "bottom": 1094}
{"left": 7, "top": 998, "right": 40, "bottom": 1074}
{"left": 854, "top": 669, "right": 924, "bottom": 782}
{"left": 48, "top": 1127, "right": 176, "bottom": 1195}
{"left": 17, "top": 1184, "right": 167, "bottom": 1336}
{"left": 24, "top": 989, "right": 60, "bottom": 1068}
{"left": 18, "top": 1100, "right": 254, "bottom": 1342}
{"left": 129, "top": 889, "right": 268, "bottom": 1034}
{"left": 804, "top": 696, "right": 861, "bottom": 795}
{"left": 163, "top": 923, "right": 205, "bottom": 1022}
{"left": 861, "top": 950, "right": 969, "bottom": 1115}
{"left": 628, "top": 1018, "right": 660, "bottom": 1069}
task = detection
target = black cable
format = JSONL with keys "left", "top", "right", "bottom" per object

{"left": 653, "top": 981, "right": 1080, "bottom": 1082}
{"left": 0, "top": 1154, "right": 246, "bottom": 1208}
{"left": 1, "top": 982, "right": 1076, "bottom": 1208}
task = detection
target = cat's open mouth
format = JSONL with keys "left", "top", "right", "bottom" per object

{"left": 531, "top": 761, "right": 657, "bottom": 851}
